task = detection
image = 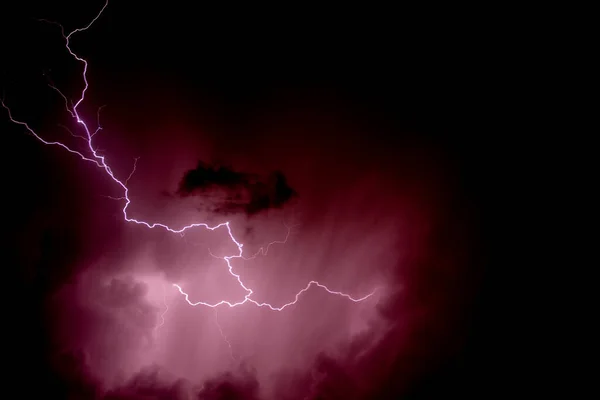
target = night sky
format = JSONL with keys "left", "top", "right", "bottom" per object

{"left": 1, "top": 1, "right": 524, "bottom": 399}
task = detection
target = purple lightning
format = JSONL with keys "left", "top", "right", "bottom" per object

{"left": 153, "top": 283, "right": 169, "bottom": 338}
{"left": 214, "top": 309, "right": 237, "bottom": 362}
{"left": 2, "top": 0, "right": 377, "bottom": 316}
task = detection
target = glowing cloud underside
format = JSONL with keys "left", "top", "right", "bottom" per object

{"left": 2, "top": 1, "right": 377, "bottom": 313}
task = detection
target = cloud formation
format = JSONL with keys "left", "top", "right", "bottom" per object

{"left": 177, "top": 161, "right": 297, "bottom": 216}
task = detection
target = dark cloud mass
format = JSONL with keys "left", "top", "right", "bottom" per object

{"left": 177, "top": 161, "right": 297, "bottom": 216}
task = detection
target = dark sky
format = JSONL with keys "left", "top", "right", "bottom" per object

{"left": 0, "top": 1, "right": 528, "bottom": 399}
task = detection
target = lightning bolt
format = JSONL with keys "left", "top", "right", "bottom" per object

{"left": 153, "top": 283, "right": 169, "bottom": 338}
{"left": 241, "top": 221, "right": 299, "bottom": 260}
{"left": 214, "top": 309, "right": 237, "bottom": 362}
{"left": 3, "top": 0, "right": 377, "bottom": 320}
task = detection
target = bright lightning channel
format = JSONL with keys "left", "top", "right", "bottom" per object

{"left": 2, "top": 0, "right": 377, "bottom": 315}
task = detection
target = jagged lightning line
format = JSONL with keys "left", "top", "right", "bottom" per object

{"left": 214, "top": 309, "right": 237, "bottom": 362}
{"left": 153, "top": 283, "right": 169, "bottom": 338}
{"left": 2, "top": 0, "right": 377, "bottom": 312}
{"left": 207, "top": 221, "right": 297, "bottom": 261}
{"left": 241, "top": 221, "right": 298, "bottom": 260}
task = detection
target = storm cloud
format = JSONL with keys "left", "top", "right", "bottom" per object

{"left": 5, "top": 1, "right": 488, "bottom": 398}
{"left": 176, "top": 161, "right": 297, "bottom": 216}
